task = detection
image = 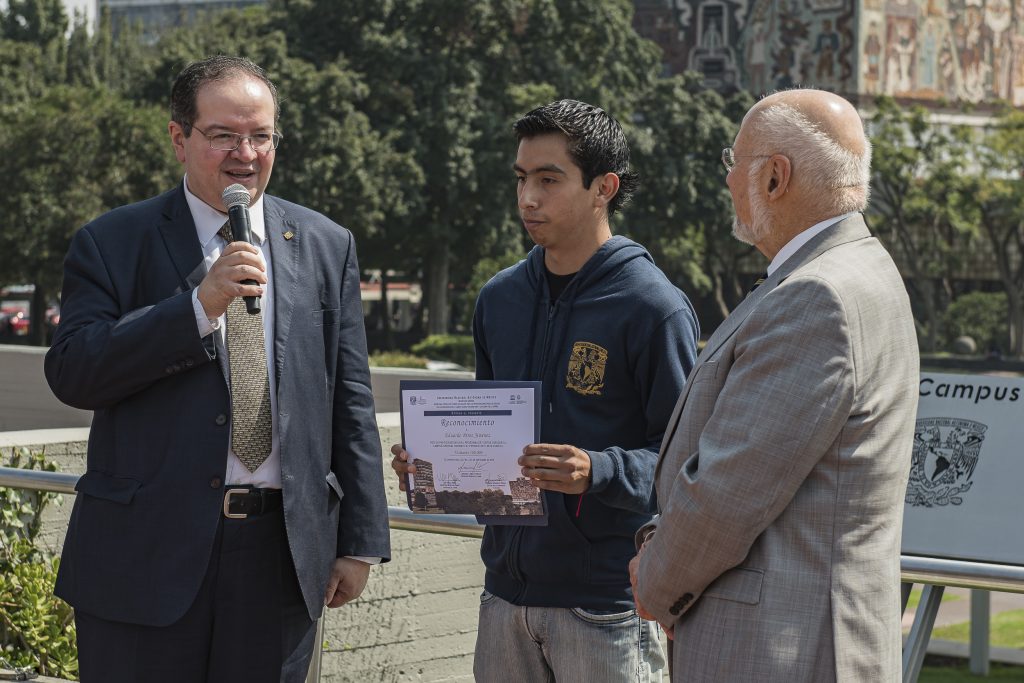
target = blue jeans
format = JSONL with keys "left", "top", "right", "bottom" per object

{"left": 473, "top": 591, "right": 666, "bottom": 682}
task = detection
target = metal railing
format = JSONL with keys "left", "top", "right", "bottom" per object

{"left": 2, "top": 466, "right": 1024, "bottom": 682}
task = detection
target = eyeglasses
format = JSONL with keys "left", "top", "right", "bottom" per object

{"left": 722, "top": 147, "right": 771, "bottom": 172}
{"left": 191, "top": 125, "right": 282, "bottom": 153}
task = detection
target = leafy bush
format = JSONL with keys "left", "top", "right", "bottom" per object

{"left": 369, "top": 351, "right": 429, "bottom": 369}
{"left": 411, "top": 335, "right": 475, "bottom": 369}
{"left": 942, "top": 291, "right": 1009, "bottom": 354}
{"left": 460, "top": 250, "right": 526, "bottom": 329}
{"left": 0, "top": 447, "right": 77, "bottom": 680}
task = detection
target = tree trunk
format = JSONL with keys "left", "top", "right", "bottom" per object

{"left": 380, "top": 270, "right": 393, "bottom": 350}
{"left": 29, "top": 283, "right": 47, "bottom": 347}
{"left": 425, "top": 244, "right": 450, "bottom": 336}
{"left": 981, "top": 216, "right": 1023, "bottom": 358}
{"left": 711, "top": 271, "right": 730, "bottom": 322}
{"left": 906, "top": 277, "right": 940, "bottom": 352}
{"left": 1006, "top": 285, "right": 1023, "bottom": 358}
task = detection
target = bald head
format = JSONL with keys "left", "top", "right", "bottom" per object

{"left": 745, "top": 89, "right": 870, "bottom": 216}
{"left": 727, "top": 89, "right": 871, "bottom": 257}
{"left": 748, "top": 89, "right": 867, "bottom": 158}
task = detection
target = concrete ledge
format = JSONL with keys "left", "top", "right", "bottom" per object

{"left": 0, "top": 344, "right": 473, "bottom": 430}
{"left": 0, "top": 428, "right": 90, "bottom": 449}
{"left": 0, "top": 675, "right": 73, "bottom": 683}
{"left": 369, "top": 367, "right": 474, "bottom": 413}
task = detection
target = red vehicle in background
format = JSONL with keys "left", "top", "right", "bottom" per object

{"left": 0, "top": 285, "right": 59, "bottom": 343}
{"left": 0, "top": 308, "right": 30, "bottom": 336}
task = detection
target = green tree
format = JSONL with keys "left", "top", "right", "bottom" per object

{"left": 625, "top": 74, "right": 753, "bottom": 324}
{"left": 868, "top": 97, "right": 979, "bottom": 352}
{"left": 274, "top": 0, "right": 667, "bottom": 336}
{"left": 0, "top": 0, "right": 66, "bottom": 57}
{"left": 942, "top": 291, "right": 1009, "bottom": 354}
{"left": 0, "top": 86, "right": 178, "bottom": 344}
{"left": 963, "top": 110, "right": 1024, "bottom": 358}
{"left": 0, "top": 0, "right": 67, "bottom": 113}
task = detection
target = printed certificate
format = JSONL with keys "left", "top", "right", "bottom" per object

{"left": 400, "top": 380, "right": 544, "bottom": 519}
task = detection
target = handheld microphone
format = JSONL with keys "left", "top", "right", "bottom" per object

{"left": 221, "top": 184, "right": 260, "bottom": 315}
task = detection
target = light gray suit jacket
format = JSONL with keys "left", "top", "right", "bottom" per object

{"left": 638, "top": 215, "right": 918, "bottom": 682}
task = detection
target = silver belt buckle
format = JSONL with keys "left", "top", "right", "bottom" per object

{"left": 223, "top": 488, "right": 249, "bottom": 519}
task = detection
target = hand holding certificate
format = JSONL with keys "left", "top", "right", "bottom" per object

{"left": 398, "top": 380, "right": 544, "bottom": 519}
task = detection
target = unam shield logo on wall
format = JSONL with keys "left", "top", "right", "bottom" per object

{"left": 906, "top": 418, "right": 987, "bottom": 508}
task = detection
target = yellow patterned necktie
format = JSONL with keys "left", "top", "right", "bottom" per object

{"left": 218, "top": 223, "right": 273, "bottom": 472}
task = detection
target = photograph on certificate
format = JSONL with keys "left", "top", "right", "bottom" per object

{"left": 400, "top": 380, "right": 544, "bottom": 518}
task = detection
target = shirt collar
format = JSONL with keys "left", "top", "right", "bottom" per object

{"left": 182, "top": 176, "right": 266, "bottom": 249}
{"left": 766, "top": 211, "right": 858, "bottom": 276}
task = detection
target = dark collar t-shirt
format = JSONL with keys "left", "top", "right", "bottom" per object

{"left": 545, "top": 268, "right": 577, "bottom": 304}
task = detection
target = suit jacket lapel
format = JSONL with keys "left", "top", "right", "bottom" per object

{"left": 265, "top": 196, "right": 299, "bottom": 387}
{"left": 657, "top": 214, "right": 873, "bottom": 470}
{"left": 155, "top": 184, "right": 228, "bottom": 379}
{"left": 156, "top": 185, "right": 206, "bottom": 291}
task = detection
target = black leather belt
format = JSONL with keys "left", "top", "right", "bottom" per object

{"left": 222, "top": 487, "right": 282, "bottom": 519}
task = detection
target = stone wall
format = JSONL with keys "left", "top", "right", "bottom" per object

{"left": 0, "top": 415, "right": 484, "bottom": 682}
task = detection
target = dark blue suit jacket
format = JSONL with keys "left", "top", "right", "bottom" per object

{"left": 45, "top": 184, "right": 391, "bottom": 626}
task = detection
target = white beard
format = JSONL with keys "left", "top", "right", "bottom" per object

{"left": 732, "top": 162, "right": 774, "bottom": 245}
{"left": 732, "top": 197, "right": 773, "bottom": 246}
{"left": 731, "top": 215, "right": 759, "bottom": 245}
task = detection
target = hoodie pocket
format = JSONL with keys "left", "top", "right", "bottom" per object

{"left": 516, "top": 492, "right": 592, "bottom": 584}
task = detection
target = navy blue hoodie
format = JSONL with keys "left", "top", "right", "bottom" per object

{"left": 473, "top": 236, "right": 699, "bottom": 609}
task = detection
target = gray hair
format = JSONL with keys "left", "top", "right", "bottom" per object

{"left": 753, "top": 102, "right": 871, "bottom": 213}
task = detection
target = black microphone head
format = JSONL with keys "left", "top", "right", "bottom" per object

{"left": 221, "top": 184, "right": 252, "bottom": 211}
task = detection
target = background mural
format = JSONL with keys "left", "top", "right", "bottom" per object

{"left": 632, "top": 0, "right": 1024, "bottom": 106}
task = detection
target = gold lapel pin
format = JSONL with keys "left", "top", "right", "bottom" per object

{"left": 283, "top": 230, "right": 294, "bottom": 240}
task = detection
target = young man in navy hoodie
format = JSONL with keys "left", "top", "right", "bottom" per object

{"left": 392, "top": 99, "right": 698, "bottom": 681}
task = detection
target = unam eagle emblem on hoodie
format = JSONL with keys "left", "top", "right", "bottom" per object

{"left": 566, "top": 341, "right": 608, "bottom": 396}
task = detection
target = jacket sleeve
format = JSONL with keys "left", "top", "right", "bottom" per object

{"left": 44, "top": 226, "right": 214, "bottom": 410}
{"left": 586, "top": 305, "right": 699, "bottom": 513}
{"left": 331, "top": 234, "right": 392, "bottom": 561}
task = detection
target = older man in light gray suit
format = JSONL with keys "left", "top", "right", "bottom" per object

{"left": 630, "top": 89, "right": 919, "bottom": 681}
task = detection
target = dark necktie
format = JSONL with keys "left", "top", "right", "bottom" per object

{"left": 218, "top": 223, "right": 273, "bottom": 472}
{"left": 748, "top": 272, "right": 768, "bottom": 293}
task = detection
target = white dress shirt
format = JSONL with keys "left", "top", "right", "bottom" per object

{"left": 185, "top": 178, "right": 282, "bottom": 489}
{"left": 767, "top": 211, "right": 859, "bottom": 276}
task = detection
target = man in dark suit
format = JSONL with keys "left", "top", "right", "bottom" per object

{"left": 44, "top": 56, "right": 390, "bottom": 682}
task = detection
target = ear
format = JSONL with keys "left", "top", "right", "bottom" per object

{"left": 766, "top": 154, "right": 791, "bottom": 201}
{"left": 593, "top": 172, "right": 621, "bottom": 208}
{"left": 168, "top": 121, "right": 188, "bottom": 164}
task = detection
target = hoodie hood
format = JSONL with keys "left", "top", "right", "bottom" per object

{"left": 524, "top": 235, "right": 655, "bottom": 300}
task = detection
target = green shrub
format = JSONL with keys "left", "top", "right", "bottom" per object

{"left": 0, "top": 447, "right": 77, "bottom": 680}
{"left": 369, "top": 351, "right": 429, "bottom": 369}
{"left": 942, "top": 291, "right": 1009, "bottom": 354}
{"left": 411, "top": 334, "right": 475, "bottom": 368}
{"left": 460, "top": 250, "right": 526, "bottom": 329}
